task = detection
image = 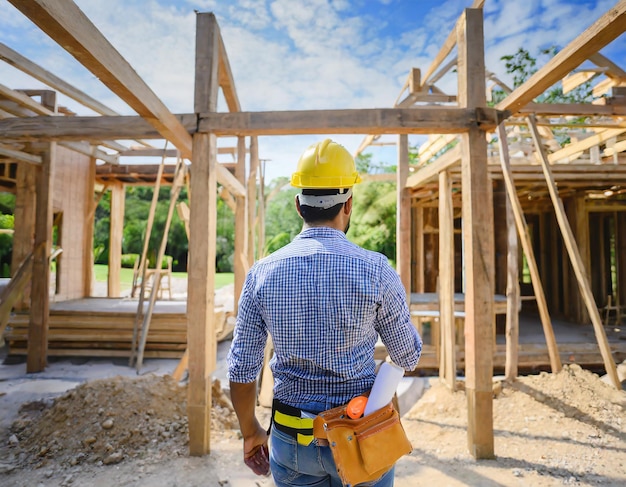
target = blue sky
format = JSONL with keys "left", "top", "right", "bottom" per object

{"left": 0, "top": 0, "right": 623, "bottom": 183}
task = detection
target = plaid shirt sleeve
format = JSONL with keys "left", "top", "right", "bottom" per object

{"left": 227, "top": 269, "right": 268, "bottom": 383}
{"left": 375, "top": 263, "right": 422, "bottom": 370}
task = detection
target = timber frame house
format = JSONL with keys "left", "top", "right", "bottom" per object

{"left": 0, "top": 0, "right": 625, "bottom": 459}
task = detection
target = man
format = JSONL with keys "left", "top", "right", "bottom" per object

{"left": 227, "top": 139, "right": 422, "bottom": 486}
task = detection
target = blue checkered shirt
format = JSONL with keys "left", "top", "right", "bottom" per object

{"left": 227, "top": 227, "right": 422, "bottom": 409}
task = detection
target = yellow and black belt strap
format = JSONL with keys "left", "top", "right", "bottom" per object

{"left": 271, "top": 399, "right": 315, "bottom": 446}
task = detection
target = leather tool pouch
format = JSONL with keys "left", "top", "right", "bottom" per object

{"left": 313, "top": 402, "right": 412, "bottom": 486}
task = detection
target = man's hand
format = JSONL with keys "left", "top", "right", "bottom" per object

{"left": 230, "top": 381, "right": 271, "bottom": 476}
{"left": 243, "top": 433, "right": 270, "bottom": 476}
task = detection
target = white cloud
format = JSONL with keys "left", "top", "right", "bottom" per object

{"left": 0, "top": 0, "right": 623, "bottom": 179}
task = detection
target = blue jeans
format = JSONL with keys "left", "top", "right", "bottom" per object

{"left": 269, "top": 426, "right": 395, "bottom": 487}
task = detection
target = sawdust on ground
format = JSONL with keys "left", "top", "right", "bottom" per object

{"left": 0, "top": 364, "right": 625, "bottom": 486}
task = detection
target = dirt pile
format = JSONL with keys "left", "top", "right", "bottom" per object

{"left": 5, "top": 374, "right": 238, "bottom": 470}
{"left": 401, "top": 364, "right": 626, "bottom": 485}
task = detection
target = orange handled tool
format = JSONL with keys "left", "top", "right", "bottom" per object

{"left": 346, "top": 395, "right": 368, "bottom": 419}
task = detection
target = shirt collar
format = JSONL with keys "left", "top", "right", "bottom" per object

{"left": 296, "top": 227, "right": 347, "bottom": 240}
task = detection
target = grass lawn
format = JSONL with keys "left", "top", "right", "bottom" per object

{"left": 93, "top": 265, "right": 234, "bottom": 290}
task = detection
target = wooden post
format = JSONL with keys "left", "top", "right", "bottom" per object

{"left": 397, "top": 134, "right": 411, "bottom": 299}
{"left": 187, "top": 12, "right": 220, "bottom": 456}
{"left": 248, "top": 136, "right": 258, "bottom": 267}
{"left": 496, "top": 123, "right": 561, "bottom": 374}
{"left": 438, "top": 170, "right": 456, "bottom": 389}
{"left": 83, "top": 156, "right": 96, "bottom": 297}
{"left": 618, "top": 213, "right": 626, "bottom": 310}
{"left": 414, "top": 206, "right": 425, "bottom": 293}
{"left": 504, "top": 179, "right": 520, "bottom": 381}
{"left": 12, "top": 161, "right": 36, "bottom": 309}
{"left": 526, "top": 115, "right": 621, "bottom": 390}
{"left": 457, "top": 8, "right": 494, "bottom": 459}
{"left": 27, "top": 142, "right": 56, "bottom": 373}
{"left": 107, "top": 181, "right": 124, "bottom": 298}
{"left": 234, "top": 136, "right": 247, "bottom": 312}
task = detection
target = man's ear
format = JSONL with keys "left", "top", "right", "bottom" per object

{"left": 295, "top": 194, "right": 303, "bottom": 217}
{"left": 344, "top": 196, "right": 353, "bottom": 214}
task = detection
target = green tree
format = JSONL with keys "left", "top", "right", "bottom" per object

{"left": 263, "top": 185, "right": 301, "bottom": 254}
{"left": 492, "top": 47, "right": 594, "bottom": 105}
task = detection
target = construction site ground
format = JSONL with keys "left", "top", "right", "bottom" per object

{"left": 0, "top": 278, "right": 625, "bottom": 486}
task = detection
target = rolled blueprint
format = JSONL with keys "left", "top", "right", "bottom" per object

{"left": 363, "top": 361, "right": 404, "bottom": 416}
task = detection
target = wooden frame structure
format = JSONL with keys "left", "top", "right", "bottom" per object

{"left": 1, "top": 0, "right": 624, "bottom": 459}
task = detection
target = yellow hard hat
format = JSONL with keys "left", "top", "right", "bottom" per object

{"left": 291, "top": 139, "right": 362, "bottom": 189}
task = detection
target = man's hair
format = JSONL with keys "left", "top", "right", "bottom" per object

{"left": 298, "top": 189, "right": 344, "bottom": 223}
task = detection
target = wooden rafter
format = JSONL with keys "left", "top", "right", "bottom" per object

{"left": 9, "top": 0, "right": 244, "bottom": 198}
{"left": 496, "top": 2, "right": 626, "bottom": 114}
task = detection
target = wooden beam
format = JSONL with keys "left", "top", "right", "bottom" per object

{"left": 198, "top": 107, "right": 498, "bottom": 136}
{"left": 496, "top": 123, "right": 561, "bottom": 374}
{"left": 247, "top": 137, "right": 258, "bottom": 267}
{"left": 503, "top": 179, "right": 520, "bottom": 382}
{"left": 0, "top": 145, "right": 41, "bottom": 164}
{"left": 107, "top": 182, "right": 124, "bottom": 298}
{"left": 8, "top": 1, "right": 243, "bottom": 198}
{"left": 421, "top": 0, "right": 485, "bottom": 87}
{"left": 187, "top": 12, "right": 219, "bottom": 457}
{"left": 0, "top": 107, "right": 501, "bottom": 141}
{"left": 9, "top": 0, "right": 192, "bottom": 153}
{"left": 397, "top": 134, "right": 411, "bottom": 299}
{"left": 526, "top": 114, "right": 621, "bottom": 390}
{"left": 496, "top": 2, "right": 626, "bottom": 114}
{"left": 547, "top": 128, "right": 626, "bottom": 163}
{"left": 217, "top": 33, "right": 241, "bottom": 112}
{"left": 457, "top": 8, "right": 494, "bottom": 460}
{"left": 438, "top": 169, "right": 456, "bottom": 389}
{"left": 234, "top": 136, "right": 247, "bottom": 313}
{"left": 589, "top": 52, "right": 626, "bottom": 79}
{"left": 406, "top": 145, "right": 462, "bottom": 188}
{"left": 0, "top": 42, "right": 118, "bottom": 116}
{"left": 27, "top": 141, "right": 55, "bottom": 373}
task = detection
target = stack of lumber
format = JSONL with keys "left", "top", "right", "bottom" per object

{"left": 2, "top": 298, "right": 232, "bottom": 358}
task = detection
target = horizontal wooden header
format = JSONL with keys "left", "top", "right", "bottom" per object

{"left": 0, "top": 107, "right": 503, "bottom": 141}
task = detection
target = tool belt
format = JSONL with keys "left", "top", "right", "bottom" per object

{"left": 313, "top": 402, "right": 412, "bottom": 487}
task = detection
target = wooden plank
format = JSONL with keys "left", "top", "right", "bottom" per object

{"left": 406, "top": 144, "right": 462, "bottom": 187}
{"left": 197, "top": 107, "right": 497, "bottom": 135}
{"left": 107, "top": 182, "right": 124, "bottom": 298}
{"left": 457, "top": 8, "right": 494, "bottom": 460}
{"left": 8, "top": 1, "right": 243, "bottom": 198}
{"left": 496, "top": 123, "right": 561, "bottom": 373}
{"left": 0, "top": 83, "right": 55, "bottom": 115}
{"left": 187, "top": 12, "right": 219, "bottom": 457}
{"left": 0, "top": 42, "right": 118, "bottom": 116}
{"left": 136, "top": 161, "right": 187, "bottom": 370}
{"left": 27, "top": 142, "right": 55, "bottom": 373}
{"left": 519, "top": 102, "right": 626, "bottom": 117}
{"left": 496, "top": 2, "right": 626, "bottom": 114}
{"left": 526, "top": 114, "right": 621, "bottom": 390}
{"left": 0, "top": 145, "right": 41, "bottom": 164}
{"left": 9, "top": 0, "right": 191, "bottom": 153}
{"left": 421, "top": 0, "right": 485, "bottom": 87}
{"left": 129, "top": 152, "right": 167, "bottom": 365}
{"left": 217, "top": 33, "right": 241, "bottom": 112}
{"left": 589, "top": 52, "right": 626, "bottom": 79}
{"left": 504, "top": 178, "right": 520, "bottom": 382}
{"left": 247, "top": 137, "right": 258, "bottom": 267}
{"left": 0, "top": 107, "right": 499, "bottom": 140}
{"left": 438, "top": 170, "right": 456, "bottom": 389}
{"left": 397, "top": 134, "right": 411, "bottom": 299}
{"left": 547, "top": 128, "right": 626, "bottom": 163}
{"left": 234, "top": 136, "right": 247, "bottom": 313}
{"left": 0, "top": 247, "right": 38, "bottom": 336}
